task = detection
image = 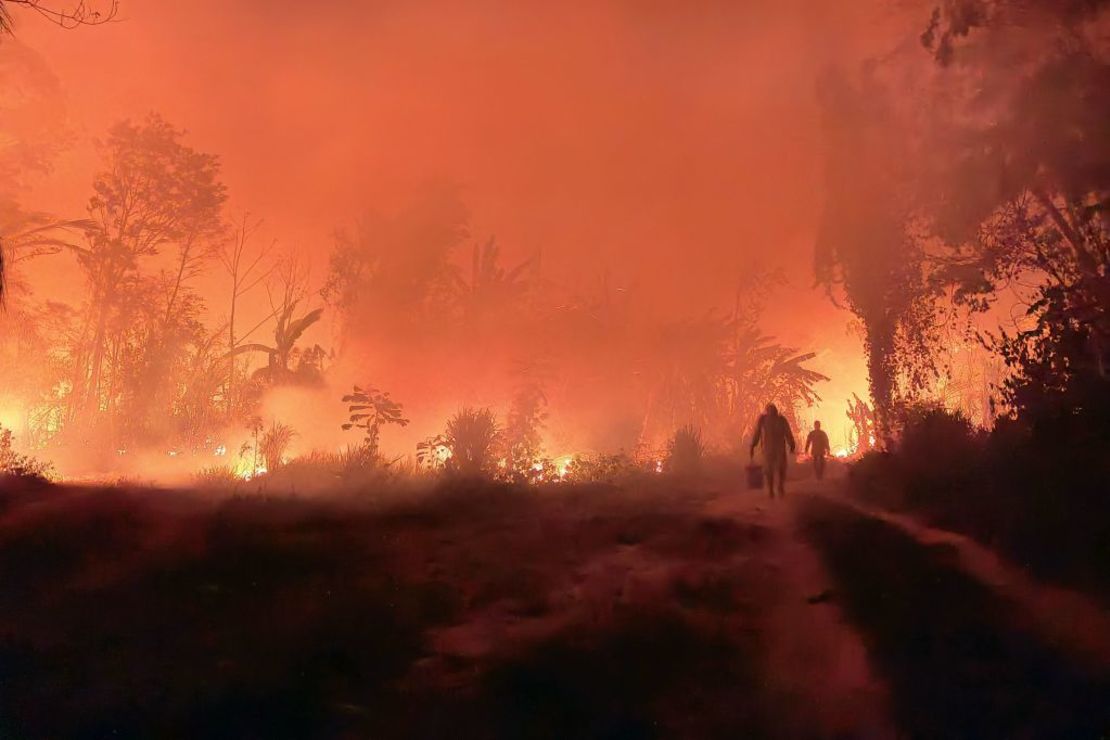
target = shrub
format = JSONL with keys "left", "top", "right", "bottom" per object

{"left": 897, "top": 404, "right": 980, "bottom": 469}
{"left": 665, "top": 425, "right": 705, "bottom": 476}
{"left": 0, "top": 427, "right": 56, "bottom": 482}
{"left": 259, "top": 422, "right": 297, "bottom": 471}
{"left": 421, "top": 407, "right": 500, "bottom": 477}
{"left": 341, "top": 385, "right": 409, "bottom": 457}
{"left": 501, "top": 381, "right": 548, "bottom": 482}
{"left": 195, "top": 465, "right": 242, "bottom": 488}
{"left": 562, "top": 452, "right": 649, "bottom": 484}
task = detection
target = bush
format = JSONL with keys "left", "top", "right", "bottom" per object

{"left": 259, "top": 422, "right": 297, "bottom": 471}
{"left": 897, "top": 404, "right": 981, "bottom": 473}
{"left": 847, "top": 402, "right": 1110, "bottom": 599}
{"left": 664, "top": 425, "right": 705, "bottom": 476}
{"left": 419, "top": 408, "right": 500, "bottom": 477}
{"left": 562, "top": 452, "right": 651, "bottom": 485}
{"left": 195, "top": 464, "right": 242, "bottom": 488}
{"left": 0, "top": 427, "right": 56, "bottom": 482}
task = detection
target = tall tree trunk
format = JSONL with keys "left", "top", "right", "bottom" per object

{"left": 864, "top": 317, "right": 897, "bottom": 445}
{"left": 81, "top": 299, "right": 111, "bottom": 420}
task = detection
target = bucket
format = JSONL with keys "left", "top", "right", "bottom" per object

{"left": 745, "top": 464, "right": 764, "bottom": 490}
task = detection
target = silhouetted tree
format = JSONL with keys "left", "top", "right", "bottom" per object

{"left": 322, "top": 184, "right": 468, "bottom": 347}
{"left": 815, "top": 67, "right": 940, "bottom": 438}
{"left": 218, "top": 214, "right": 275, "bottom": 416}
{"left": 451, "top": 237, "right": 533, "bottom": 328}
{"left": 917, "top": 0, "right": 1110, "bottom": 422}
{"left": 342, "top": 385, "right": 408, "bottom": 459}
{"left": 69, "top": 114, "right": 226, "bottom": 431}
{"left": 225, "top": 257, "right": 323, "bottom": 385}
{"left": 501, "top": 367, "right": 548, "bottom": 481}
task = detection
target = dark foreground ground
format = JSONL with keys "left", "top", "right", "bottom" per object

{"left": 0, "top": 474, "right": 1106, "bottom": 739}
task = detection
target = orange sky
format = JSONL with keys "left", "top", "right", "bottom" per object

{"left": 10, "top": 0, "right": 927, "bottom": 448}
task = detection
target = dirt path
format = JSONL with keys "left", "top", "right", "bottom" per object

{"left": 704, "top": 487, "right": 896, "bottom": 738}
{"left": 793, "top": 487, "right": 1110, "bottom": 739}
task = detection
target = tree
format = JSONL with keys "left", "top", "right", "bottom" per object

{"left": 640, "top": 309, "right": 829, "bottom": 448}
{"left": 225, "top": 257, "right": 323, "bottom": 386}
{"left": 0, "top": 0, "right": 116, "bottom": 303}
{"left": 846, "top": 393, "right": 876, "bottom": 455}
{"left": 451, "top": 237, "right": 533, "bottom": 328}
{"left": 322, "top": 184, "right": 469, "bottom": 346}
{"left": 341, "top": 385, "right": 408, "bottom": 459}
{"left": 218, "top": 214, "right": 275, "bottom": 415}
{"left": 814, "top": 66, "right": 940, "bottom": 438}
{"left": 916, "top": 0, "right": 1110, "bottom": 421}
{"left": 69, "top": 114, "right": 226, "bottom": 430}
{"left": 501, "top": 367, "right": 548, "bottom": 481}
{"left": 0, "top": 39, "right": 80, "bottom": 306}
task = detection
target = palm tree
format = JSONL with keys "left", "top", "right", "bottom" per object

{"left": 0, "top": 0, "right": 117, "bottom": 302}
{"left": 451, "top": 237, "right": 532, "bottom": 327}
{"left": 641, "top": 313, "right": 829, "bottom": 447}
{"left": 0, "top": 206, "right": 94, "bottom": 306}
{"left": 225, "top": 300, "right": 323, "bottom": 384}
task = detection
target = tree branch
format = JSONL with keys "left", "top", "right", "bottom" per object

{"left": 2, "top": 0, "right": 119, "bottom": 31}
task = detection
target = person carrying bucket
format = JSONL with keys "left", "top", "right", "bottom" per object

{"left": 749, "top": 403, "right": 796, "bottom": 498}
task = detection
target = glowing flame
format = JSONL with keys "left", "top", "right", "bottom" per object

{"left": 232, "top": 456, "right": 267, "bottom": 480}
{"left": 834, "top": 448, "right": 849, "bottom": 459}
{"left": 554, "top": 455, "right": 574, "bottom": 478}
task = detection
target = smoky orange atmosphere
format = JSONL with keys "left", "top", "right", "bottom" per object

{"left": 4, "top": 0, "right": 925, "bottom": 477}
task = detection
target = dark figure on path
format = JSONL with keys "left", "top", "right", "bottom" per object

{"left": 806, "top": 421, "right": 830, "bottom": 480}
{"left": 750, "top": 403, "right": 795, "bottom": 498}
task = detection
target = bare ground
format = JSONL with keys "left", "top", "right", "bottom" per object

{"left": 0, "top": 475, "right": 1105, "bottom": 738}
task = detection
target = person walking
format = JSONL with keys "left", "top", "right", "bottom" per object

{"left": 749, "top": 403, "right": 796, "bottom": 498}
{"left": 805, "top": 420, "right": 831, "bottom": 481}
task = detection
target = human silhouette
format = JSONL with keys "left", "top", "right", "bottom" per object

{"left": 749, "top": 403, "right": 795, "bottom": 498}
{"left": 805, "top": 420, "right": 830, "bottom": 480}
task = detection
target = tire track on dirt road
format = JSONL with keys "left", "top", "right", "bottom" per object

{"left": 706, "top": 486, "right": 897, "bottom": 738}
{"left": 798, "top": 494, "right": 1110, "bottom": 739}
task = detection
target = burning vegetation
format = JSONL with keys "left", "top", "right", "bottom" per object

{"left": 0, "top": 1, "right": 1107, "bottom": 738}
{"left": 0, "top": 104, "right": 849, "bottom": 484}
